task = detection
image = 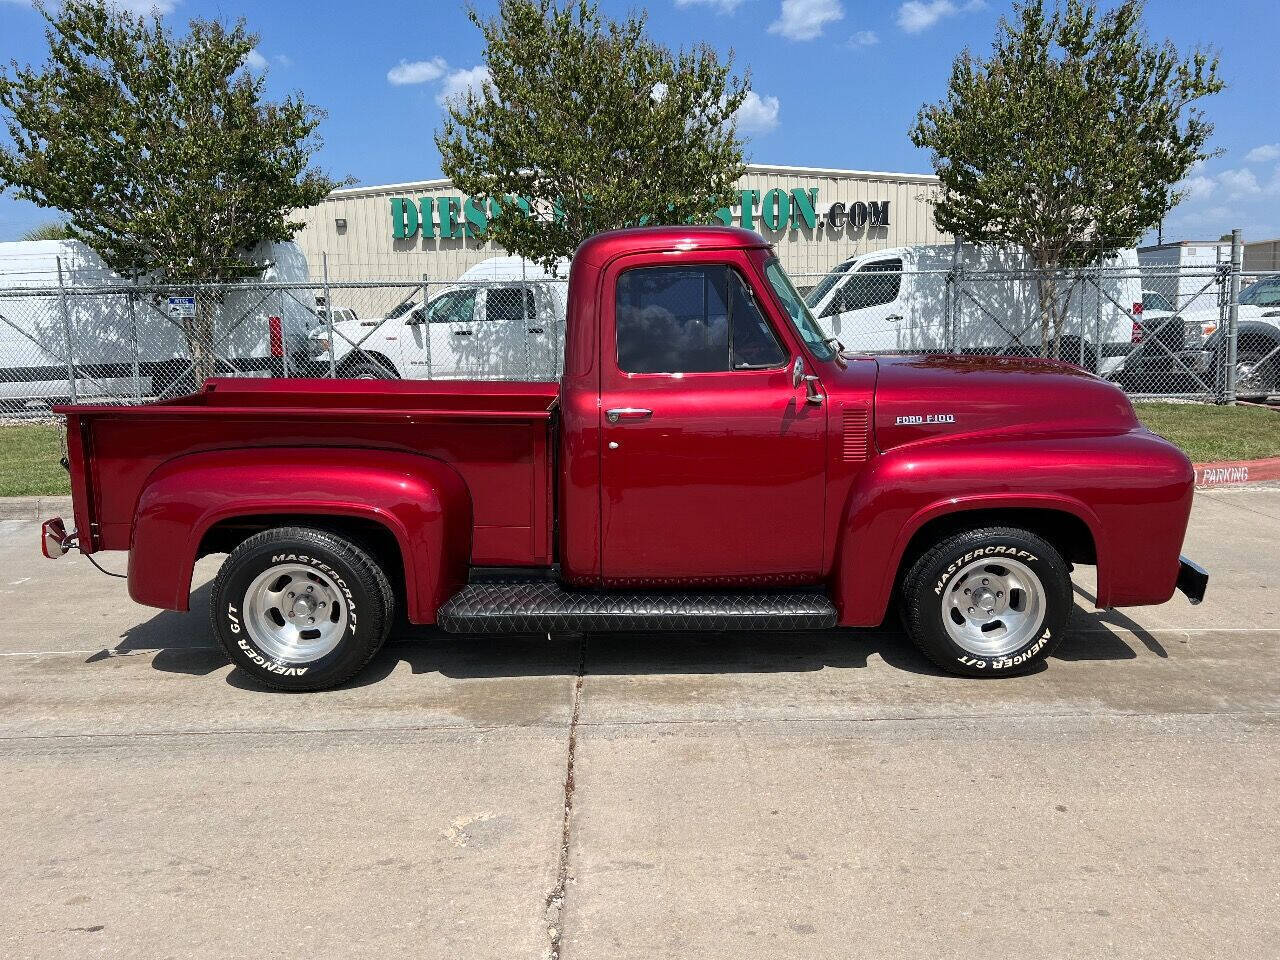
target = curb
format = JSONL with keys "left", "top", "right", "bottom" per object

{"left": 0, "top": 495, "right": 73, "bottom": 521}
{"left": 1194, "top": 456, "right": 1280, "bottom": 487}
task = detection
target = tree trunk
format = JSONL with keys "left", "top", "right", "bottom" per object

{"left": 186, "top": 293, "right": 218, "bottom": 386}
{"left": 1036, "top": 269, "right": 1058, "bottom": 359}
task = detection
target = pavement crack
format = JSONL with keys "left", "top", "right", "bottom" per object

{"left": 544, "top": 632, "right": 587, "bottom": 960}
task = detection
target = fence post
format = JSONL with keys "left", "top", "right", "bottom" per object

{"left": 947, "top": 235, "right": 962, "bottom": 352}
{"left": 55, "top": 257, "right": 78, "bottom": 404}
{"left": 128, "top": 280, "right": 142, "bottom": 401}
{"left": 322, "top": 252, "right": 336, "bottom": 378}
{"left": 1223, "top": 228, "right": 1243, "bottom": 404}
{"left": 421, "top": 273, "right": 432, "bottom": 379}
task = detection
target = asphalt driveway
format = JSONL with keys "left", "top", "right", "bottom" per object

{"left": 1, "top": 486, "right": 1276, "bottom": 959}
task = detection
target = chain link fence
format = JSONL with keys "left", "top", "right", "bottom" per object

{"left": 2, "top": 240, "right": 1276, "bottom": 420}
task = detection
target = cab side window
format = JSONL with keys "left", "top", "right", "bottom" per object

{"left": 426, "top": 289, "right": 477, "bottom": 324}
{"left": 615, "top": 265, "right": 785, "bottom": 374}
{"left": 824, "top": 258, "right": 903, "bottom": 316}
{"left": 486, "top": 286, "right": 537, "bottom": 325}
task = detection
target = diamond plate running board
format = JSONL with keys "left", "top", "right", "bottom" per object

{"left": 437, "top": 581, "right": 837, "bottom": 634}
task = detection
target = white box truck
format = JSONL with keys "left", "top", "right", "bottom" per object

{"left": 0, "top": 239, "right": 314, "bottom": 411}
{"left": 803, "top": 243, "right": 1144, "bottom": 376}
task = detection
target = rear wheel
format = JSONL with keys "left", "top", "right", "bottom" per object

{"left": 900, "top": 527, "right": 1071, "bottom": 676}
{"left": 210, "top": 526, "right": 394, "bottom": 691}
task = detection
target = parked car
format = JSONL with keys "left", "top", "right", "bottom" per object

{"left": 0, "top": 239, "right": 315, "bottom": 410}
{"left": 44, "top": 226, "right": 1207, "bottom": 691}
{"left": 306, "top": 256, "right": 569, "bottom": 381}
{"left": 1122, "top": 275, "right": 1280, "bottom": 399}
{"left": 802, "top": 244, "right": 1145, "bottom": 375}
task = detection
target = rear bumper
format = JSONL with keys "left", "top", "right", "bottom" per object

{"left": 1176, "top": 556, "right": 1209, "bottom": 605}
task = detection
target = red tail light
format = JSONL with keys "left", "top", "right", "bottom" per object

{"left": 268, "top": 316, "right": 284, "bottom": 358}
{"left": 1132, "top": 302, "right": 1143, "bottom": 315}
{"left": 1131, "top": 320, "right": 1144, "bottom": 343}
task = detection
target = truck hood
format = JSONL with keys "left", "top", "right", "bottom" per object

{"left": 866, "top": 354, "right": 1139, "bottom": 452}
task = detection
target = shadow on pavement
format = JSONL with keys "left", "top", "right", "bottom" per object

{"left": 90, "top": 581, "right": 1163, "bottom": 692}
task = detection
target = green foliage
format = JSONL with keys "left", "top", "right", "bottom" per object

{"left": 911, "top": 1, "right": 1222, "bottom": 357}
{"left": 0, "top": 0, "right": 341, "bottom": 284}
{"left": 436, "top": 0, "right": 749, "bottom": 271}
{"left": 19, "top": 221, "right": 73, "bottom": 241}
{"left": 912, "top": 0, "right": 1222, "bottom": 268}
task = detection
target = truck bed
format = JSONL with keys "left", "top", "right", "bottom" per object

{"left": 57, "top": 377, "right": 560, "bottom": 567}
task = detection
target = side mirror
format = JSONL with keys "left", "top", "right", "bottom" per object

{"left": 791, "top": 356, "right": 804, "bottom": 388}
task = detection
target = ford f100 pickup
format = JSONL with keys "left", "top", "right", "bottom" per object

{"left": 42, "top": 226, "right": 1208, "bottom": 690}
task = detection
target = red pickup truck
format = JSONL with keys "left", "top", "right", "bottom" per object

{"left": 43, "top": 226, "right": 1207, "bottom": 690}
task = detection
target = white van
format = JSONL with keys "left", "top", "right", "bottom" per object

{"left": 310, "top": 256, "right": 569, "bottom": 381}
{"left": 0, "top": 239, "right": 314, "bottom": 409}
{"left": 804, "top": 244, "right": 1144, "bottom": 375}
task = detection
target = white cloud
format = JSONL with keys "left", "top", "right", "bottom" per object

{"left": 768, "top": 0, "right": 845, "bottom": 41}
{"left": 1218, "top": 168, "right": 1261, "bottom": 198}
{"left": 897, "top": 0, "right": 983, "bottom": 34}
{"left": 1244, "top": 143, "right": 1280, "bottom": 164}
{"left": 436, "top": 65, "right": 493, "bottom": 108}
{"left": 735, "top": 90, "right": 780, "bottom": 133}
{"left": 1181, "top": 174, "right": 1216, "bottom": 202}
{"left": 387, "top": 57, "right": 448, "bottom": 86}
{"left": 274, "top": 53, "right": 293, "bottom": 68}
{"left": 674, "top": 0, "right": 746, "bottom": 11}
{"left": 847, "top": 29, "right": 880, "bottom": 47}
{"left": 242, "top": 48, "right": 268, "bottom": 73}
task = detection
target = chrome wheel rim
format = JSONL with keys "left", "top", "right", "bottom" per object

{"left": 243, "top": 563, "right": 349, "bottom": 663}
{"left": 941, "top": 556, "right": 1046, "bottom": 657}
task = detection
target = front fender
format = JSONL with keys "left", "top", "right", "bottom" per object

{"left": 831, "top": 429, "right": 1193, "bottom": 626}
{"left": 128, "top": 447, "right": 472, "bottom": 623}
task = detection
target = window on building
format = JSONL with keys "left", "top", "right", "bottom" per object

{"left": 615, "top": 265, "right": 786, "bottom": 373}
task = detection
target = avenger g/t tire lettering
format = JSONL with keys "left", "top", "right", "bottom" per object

{"left": 210, "top": 526, "right": 394, "bottom": 691}
{"left": 900, "top": 526, "right": 1071, "bottom": 677}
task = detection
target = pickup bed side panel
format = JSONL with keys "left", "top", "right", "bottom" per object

{"left": 129, "top": 448, "right": 472, "bottom": 623}
{"left": 833, "top": 429, "right": 1195, "bottom": 626}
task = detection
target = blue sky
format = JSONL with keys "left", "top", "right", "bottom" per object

{"left": 2, "top": 0, "right": 1278, "bottom": 244}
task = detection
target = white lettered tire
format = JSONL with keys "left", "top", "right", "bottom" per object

{"left": 900, "top": 526, "right": 1071, "bottom": 676}
{"left": 210, "top": 526, "right": 394, "bottom": 691}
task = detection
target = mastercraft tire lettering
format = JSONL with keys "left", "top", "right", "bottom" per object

{"left": 900, "top": 526, "right": 1071, "bottom": 677}
{"left": 209, "top": 526, "right": 394, "bottom": 691}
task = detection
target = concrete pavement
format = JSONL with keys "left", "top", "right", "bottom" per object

{"left": 0, "top": 487, "right": 1276, "bottom": 958}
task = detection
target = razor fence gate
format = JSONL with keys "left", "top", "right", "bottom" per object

{"left": 1, "top": 236, "right": 1276, "bottom": 421}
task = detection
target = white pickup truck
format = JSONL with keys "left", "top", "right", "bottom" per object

{"left": 307, "top": 257, "right": 568, "bottom": 381}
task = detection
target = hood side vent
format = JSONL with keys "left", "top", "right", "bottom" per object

{"left": 842, "top": 407, "right": 869, "bottom": 462}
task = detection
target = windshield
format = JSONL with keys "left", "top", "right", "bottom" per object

{"left": 1239, "top": 276, "right": 1280, "bottom": 307}
{"left": 764, "top": 258, "right": 835, "bottom": 362}
{"left": 803, "top": 259, "right": 854, "bottom": 308}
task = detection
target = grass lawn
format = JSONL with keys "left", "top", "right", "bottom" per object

{"left": 1134, "top": 402, "right": 1280, "bottom": 463}
{"left": 0, "top": 423, "right": 70, "bottom": 498}
{"left": 0, "top": 403, "right": 1276, "bottom": 498}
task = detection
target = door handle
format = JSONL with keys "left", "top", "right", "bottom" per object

{"left": 527, "top": 327, "right": 544, "bottom": 334}
{"left": 452, "top": 329, "right": 473, "bottom": 336}
{"left": 605, "top": 407, "right": 652, "bottom": 423}
{"left": 885, "top": 314, "right": 903, "bottom": 322}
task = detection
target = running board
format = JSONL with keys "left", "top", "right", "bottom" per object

{"left": 437, "top": 581, "right": 837, "bottom": 634}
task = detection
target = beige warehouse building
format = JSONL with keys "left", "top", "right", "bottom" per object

{"left": 293, "top": 162, "right": 947, "bottom": 284}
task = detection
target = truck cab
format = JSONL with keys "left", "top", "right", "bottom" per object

{"left": 44, "top": 227, "right": 1207, "bottom": 691}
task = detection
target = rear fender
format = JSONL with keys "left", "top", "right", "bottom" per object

{"left": 129, "top": 448, "right": 472, "bottom": 623}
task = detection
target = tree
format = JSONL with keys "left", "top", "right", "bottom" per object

{"left": 436, "top": 0, "right": 749, "bottom": 272}
{"left": 20, "top": 221, "right": 72, "bottom": 241}
{"left": 910, "top": 0, "right": 1222, "bottom": 359}
{"left": 0, "top": 0, "right": 341, "bottom": 381}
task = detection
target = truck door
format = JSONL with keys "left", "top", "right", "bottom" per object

{"left": 818, "top": 257, "right": 904, "bottom": 353}
{"left": 404, "top": 288, "right": 475, "bottom": 379}
{"left": 479, "top": 284, "right": 538, "bottom": 379}
{"left": 598, "top": 255, "right": 827, "bottom": 584}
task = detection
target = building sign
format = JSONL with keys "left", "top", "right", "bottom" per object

{"left": 389, "top": 187, "right": 889, "bottom": 241}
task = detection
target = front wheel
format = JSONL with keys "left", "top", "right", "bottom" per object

{"left": 900, "top": 527, "right": 1071, "bottom": 676}
{"left": 210, "top": 526, "right": 394, "bottom": 691}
